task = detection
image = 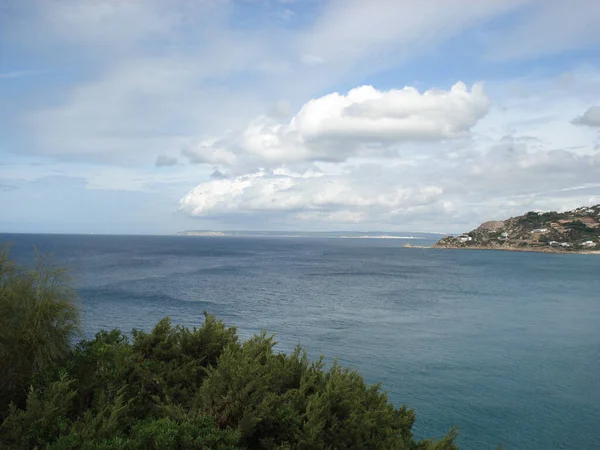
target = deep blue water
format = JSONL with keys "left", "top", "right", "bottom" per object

{"left": 3, "top": 233, "right": 600, "bottom": 449}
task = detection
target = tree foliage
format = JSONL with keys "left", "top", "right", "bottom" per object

{"left": 0, "top": 246, "right": 80, "bottom": 413}
{"left": 0, "top": 249, "right": 458, "bottom": 449}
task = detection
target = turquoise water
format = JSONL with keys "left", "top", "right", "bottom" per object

{"left": 4, "top": 233, "right": 600, "bottom": 449}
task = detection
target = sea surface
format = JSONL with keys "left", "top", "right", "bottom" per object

{"left": 3, "top": 233, "right": 600, "bottom": 449}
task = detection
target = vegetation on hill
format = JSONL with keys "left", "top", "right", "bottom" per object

{"left": 435, "top": 204, "right": 600, "bottom": 252}
{"left": 0, "top": 247, "right": 458, "bottom": 449}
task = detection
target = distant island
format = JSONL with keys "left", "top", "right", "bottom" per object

{"left": 434, "top": 204, "right": 600, "bottom": 254}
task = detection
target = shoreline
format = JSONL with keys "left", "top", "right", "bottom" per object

{"left": 428, "top": 245, "right": 600, "bottom": 255}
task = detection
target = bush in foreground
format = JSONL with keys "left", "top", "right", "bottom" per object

{"left": 0, "top": 248, "right": 458, "bottom": 449}
{"left": 0, "top": 246, "right": 80, "bottom": 414}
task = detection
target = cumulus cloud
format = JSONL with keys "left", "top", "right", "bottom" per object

{"left": 179, "top": 138, "right": 600, "bottom": 229}
{"left": 295, "top": 82, "right": 489, "bottom": 141}
{"left": 194, "top": 82, "right": 489, "bottom": 167}
{"left": 155, "top": 155, "right": 178, "bottom": 167}
{"left": 572, "top": 106, "right": 600, "bottom": 127}
{"left": 179, "top": 169, "right": 445, "bottom": 225}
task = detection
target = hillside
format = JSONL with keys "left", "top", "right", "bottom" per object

{"left": 434, "top": 205, "right": 600, "bottom": 253}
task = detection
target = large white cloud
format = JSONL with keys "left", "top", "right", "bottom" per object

{"left": 289, "top": 82, "right": 489, "bottom": 142}
{"left": 179, "top": 169, "right": 445, "bottom": 223}
{"left": 188, "top": 81, "right": 489, "bottom": 166}
{"left": 178, "top": 138, "right": 600, "bottom": 229}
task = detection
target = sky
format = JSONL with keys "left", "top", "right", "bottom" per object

{"left": 1, "top": 0, "right": 600, "bottom": 235}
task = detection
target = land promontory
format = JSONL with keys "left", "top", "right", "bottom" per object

{"left": 434, "top": 205, "right": 600, "bottom": 253}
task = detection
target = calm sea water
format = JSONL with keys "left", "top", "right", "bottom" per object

{"left": 3, "top": 233, "right": 600, "bottom": 449}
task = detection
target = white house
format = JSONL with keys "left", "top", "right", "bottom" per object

{"left": 582, "top": 241, "right": 597, "bottom": 248}
{"left": 531, "top": 228, "right": 548, "bottom": 233}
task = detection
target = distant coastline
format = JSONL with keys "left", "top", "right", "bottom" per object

{"left": 432, "top": 204, "right": 600, "bottom": 255}
{"left": 429, "top": 244, "right": 600, "bottom": 255}
{"left": 176, "top": 230, "right": 443, "bottom": 240}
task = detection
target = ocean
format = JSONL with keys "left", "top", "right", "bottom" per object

{"left": 2, "top": 233, "right": 599, "bottom": 449}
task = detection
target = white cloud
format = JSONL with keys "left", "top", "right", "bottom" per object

{"left": 293, "top": 82, "right": 489, "bottom": 141}
{"left": 197, "top": 81, "right": 489, "bottom": 166}
{"left": 179, "top": 169, "right": 445, "bottom": 224}
{"left": 572, "top": 106, "right": 600, "bottom": 127}
{"left": 179, "top": 139, "right": 600, "bottom": 230}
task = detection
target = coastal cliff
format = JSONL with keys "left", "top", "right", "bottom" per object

{"left": 434, "top": 205, "right": 600, "bottom": 253}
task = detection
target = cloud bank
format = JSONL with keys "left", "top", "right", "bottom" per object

{"left": 2, "top": 0, "right": 600, "bottom": 233}
{"left": 179, "top": 74, "right": 600, "bottom": 230}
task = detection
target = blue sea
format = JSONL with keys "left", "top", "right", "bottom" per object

{"left": 3, "top": 233, "right": 600, "bottom": 449}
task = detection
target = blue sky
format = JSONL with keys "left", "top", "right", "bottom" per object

{"left": 1, "top": 0, "right": 600, "bottom": 234}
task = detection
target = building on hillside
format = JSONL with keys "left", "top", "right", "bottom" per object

{"left": 579, "top": 217, "right": 598, "bottom": 227}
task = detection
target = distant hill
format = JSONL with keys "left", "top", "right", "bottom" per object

{"left": 434, "top": 205, "right": 600, "bottom": 253}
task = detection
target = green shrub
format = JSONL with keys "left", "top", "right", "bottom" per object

{"left": 0, "top": 246, "right": 80, "bottom": 415}
{"left": 131, "top": 314, "right": 238, "bottom": 410}
{"left": 196, "top": 333, "right": 452, "bottom": 449}
{"left": 0, "top": 374, "right": 76, "bottom": 449}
